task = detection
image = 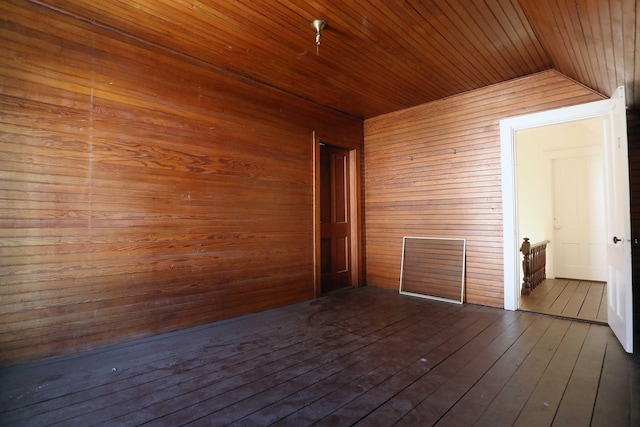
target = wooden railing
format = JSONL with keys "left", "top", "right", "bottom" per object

{"left": 520, "top": 238, "right": 550, "bottom": 295}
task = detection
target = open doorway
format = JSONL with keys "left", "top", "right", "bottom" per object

{"left": 515, "top": 119, "right": 608, "bottom": 323}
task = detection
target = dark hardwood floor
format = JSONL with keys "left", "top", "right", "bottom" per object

{"left": 1, "top": 286, "right": 638, "bottom": 426}
{"left": 519, "top": 279, "right": 608, "bottom": 323}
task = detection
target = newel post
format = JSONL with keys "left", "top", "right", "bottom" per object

{"left": 520, "top": 237, "right": 531, "bottom": 295}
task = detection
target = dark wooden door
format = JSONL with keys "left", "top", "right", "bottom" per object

{"left": 320, "top": 145, "right": 351, "bottom": 293}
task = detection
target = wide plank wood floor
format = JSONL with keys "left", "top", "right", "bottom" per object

{"left": 519, "top": 279, "right": 608, "bottom": 323}
{"left": 1, "top": 286, "right": 638, "bottom": 426}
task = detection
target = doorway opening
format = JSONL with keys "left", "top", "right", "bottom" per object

{"left": 500, "top": 87, "right": 633, "bottom": 352}
{"left": 515, "top": 119, "right": 608, "bottom": 324}
{"left": 312, "top": 135, "right": 361, "bottom": 297}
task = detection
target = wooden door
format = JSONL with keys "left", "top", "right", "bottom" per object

{"left": 320, "top": 145, "right": 351, "bottom": 293}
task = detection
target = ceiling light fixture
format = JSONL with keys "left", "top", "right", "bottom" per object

{"left": 311, "top": 19, "right": 327, "bottom": 56}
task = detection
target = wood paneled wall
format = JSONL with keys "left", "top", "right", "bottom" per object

{"left": 0, "top": 0, "right": 362, "bottom": 366}
{"left": 363, "top": 71, "right": 604, "bottom": 307}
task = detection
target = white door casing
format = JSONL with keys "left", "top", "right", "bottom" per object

{"left": 500, "top": 86, "right": 632, "bottom": 353}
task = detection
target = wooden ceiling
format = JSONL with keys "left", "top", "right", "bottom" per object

{"left": 36, "top": 0, "right": 638, "bottom": 119}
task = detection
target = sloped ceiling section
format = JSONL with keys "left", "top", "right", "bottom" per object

{"left": 520, "top": 0, "right": 638, "bottom": 113}
{"left": 34, "top": 0, "right": 638, "bottom": 119}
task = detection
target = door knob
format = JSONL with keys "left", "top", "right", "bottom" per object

{"left": 613, "top": 236, "right": 622, "bottom": 244}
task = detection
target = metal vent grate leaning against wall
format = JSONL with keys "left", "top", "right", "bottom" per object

{"left": 399, "top": 237, "right": 466, "bottom": 304}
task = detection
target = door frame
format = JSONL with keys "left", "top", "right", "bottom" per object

{"left": 500, "top": 97, "right": 620, "bottom": 311}
{"left": 312, "top": 132, "right": 362, "bottom": 298}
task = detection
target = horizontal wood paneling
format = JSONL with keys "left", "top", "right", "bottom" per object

{"left": 364, "top": 71, "right": 604, "bottom": 307}
{"left": 0, "top": 0, "right": 362, "bottom": 366}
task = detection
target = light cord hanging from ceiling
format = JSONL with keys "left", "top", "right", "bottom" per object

{"left": 311, "top": 19, "right": 327, "bottom": 56}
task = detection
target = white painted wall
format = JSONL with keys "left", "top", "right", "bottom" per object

{"left": 515, "top": 117, "right": 603, "bottom": 279}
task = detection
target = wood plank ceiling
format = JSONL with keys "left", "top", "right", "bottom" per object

{"left": 34, "top": 0, "right": 638, "bottom": 119}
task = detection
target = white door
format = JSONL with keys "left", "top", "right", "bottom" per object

{"left": 604, "top": 86, "right": 633, "bottom": 353}
{"left": 552, "top": 153, "right": 606, "bottom": 281}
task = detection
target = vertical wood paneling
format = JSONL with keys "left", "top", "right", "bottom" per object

{"left": 364, "top": 71, "right": 603, "bottom": 307}
{"left": 0, "top": 0, "right": 362, "bottom": 366}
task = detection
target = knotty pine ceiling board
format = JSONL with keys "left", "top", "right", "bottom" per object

{"left": 33, "top": 0, "right": 637, "bottom": 118}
